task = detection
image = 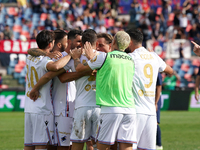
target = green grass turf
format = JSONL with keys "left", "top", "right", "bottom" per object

{"left": 0, "top": 111, "right": 199, "bottom": 150}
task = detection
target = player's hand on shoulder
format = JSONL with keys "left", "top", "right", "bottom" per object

{"left": 47, "top": 51, "right": 62, "bottom": 59}
{"left": 84, "top": 41, "right": 97, "bottom": 60}
{"left": 29, "top": 88, "right": 40, "bottom": 102}
{"left": 70, "top": 47, "right": 82, "bottom": 59}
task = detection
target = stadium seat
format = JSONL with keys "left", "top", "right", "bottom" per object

{"left": 0, "top": 13, "right": 5, "bottom": 24}
{"left": 188, "top": 82, "right": 195, "bottom": 88}
{"left": 23, "top": 7, "right": 33, "bottom": 21}
{"left": 7, "top": 7, "right": 18, "bottom": 16}
{"left": 15, "top": 64, "right": 23, "bottom": 73}
{"left": 181, "top": 64, "right": 190, "bottom": 72}
{"left": 174, "top": 59, "right": 182, "bottom": 67}
{"left": 13, "top": 25, "right": 22, "bottom": 32}
{"left": 21, "top": 31, "right": 30, "bottom": 40}
{"left": 165, "top": 59, "right": 174, "bottom": 67}
{"left": 187, "top": 67, "right": 194, "bottom": 75}
{"left": 13, "top": 72, "right": 20, "bottom": 79}
{"left": 178, "top": 70, "right": 186, "bottom": 78}
{"left": 13, "top": 31, "right": 20, "bottom": 40}
{"left": 184, "top": 74, "right": 192, "bottom": 81}
{"left": 192, "top": 59, "right": 200, "bottom": 67}
{"left": 40, "top": 13, "right": 47, "bottom": 21}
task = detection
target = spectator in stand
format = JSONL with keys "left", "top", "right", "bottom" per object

{"left": 141, "top": 0, "right": 150, "bottom": 13}
{"left": 188, "top": 23, "right": 199, "bottom": 40}
{"left": 179, "top": 43, "right": 184, "bottom": 59}
{"left": 163, "top": 71, "right": 180, "bottom": 90}
{"left": 52, "top": 0, "right": 62, "bottom": 17}
{"left": 30, "top": 0, "right": 41, "bottom": 13}
{"left": 179, "top": 12, "right": 188, "bottom": 33}
{"left": 183, "top": 0, "right": 192, "bottom": 15}
{"left": 3, "top": 25, "right": 13, "bottom": 40}
{"left": 74, "top": 2, "right": 83, "bottom": 19}
{"left": 64, "top": 15, "right": 73, "bottom": 29}
{"left": 45, "top": 14, "right": 53, "bottom": 30}
{"left": 151, "top": 22, "right": 163, "bottom": 41}
{"left": 83, "top": 4, "right": 94, "bottom": 26}
{"left": 41, "top": 0, "right": 52, "bottom": 13}
{"left": 129, "top": 0, "right": 143, "bottom": 26}
{"left": 57, "top": 14, "right": 65, "bottom": 29}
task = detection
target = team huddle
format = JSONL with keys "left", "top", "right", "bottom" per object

{"left": 24, "top": 28, "right": 173, "bottom": 150}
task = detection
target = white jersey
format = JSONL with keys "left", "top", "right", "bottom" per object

{"left": 52, "top": 51, "right": 76, "bottom": 117}
{"left": 64, "top": 52, "right": 98, "bottom": 109}
{"left": 128, "top": 47, "right": 166, "bottom": 116}
{"left": 25, "top": 55, "right": 53, "bottom": 115}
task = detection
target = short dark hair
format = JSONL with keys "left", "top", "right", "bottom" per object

{"left": 82, "top": 29, "right": 97, "bottom": 46}
{"left": 126, "top": 29, "right": 143, "bottom": 44}
{"left": 36, "top": 30, "right": 55, "bottom": 49}
{"left": 68, "top": 29, "right": 83, "bottom": 40}
{"left": 54, "top": 29, "right": 68, "bottom": 44}
{"left": 97, "top": 33, "right": 113, "bottom": 44}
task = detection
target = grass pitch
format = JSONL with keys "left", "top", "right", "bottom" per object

{"left": 0, "top": 111, "right": 199, "bottom": 150}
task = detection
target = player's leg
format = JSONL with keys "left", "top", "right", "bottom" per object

{"left": 55, "top": 116, "right": 72, "bottom": 150}
{"left": 96, "top": 114, "right": 123, "bottom": 150}
{"left": 33, "top": 114, "right": 54, "bottom": 150}
{"left": 86, "top": 140, "right": 94, "bottom": 150}
{"left": 110, "top": 142, "right": 118, "bottom": 150}
{"left": 71, "top": 143, "right": 84, "bottom": 150}
{"left": 70, "top": 107, "right": 92, "bottom": 150}
{"left": 137, "top": 115, "right": 157, "bottom": 150}
{"left": 91, "top": 107, "right": 101, "bottom": 150}
{"left": 119, "top": 143, "right": 132, "bottom": 150}
{"left": 24, "top": 146, "right": 35, "bottom": 150}
{"left": 24, "top": 113, "right": 35, "bottom": 150}
{"left": 97, "top": 141, "right": 110, "bottom": 150}
{"left": 117, "top": 114, "right": 137, "bottom": 150}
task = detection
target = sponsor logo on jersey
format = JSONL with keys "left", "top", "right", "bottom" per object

{"left": 110, "top": 54, "right": 132, "bottom": 60}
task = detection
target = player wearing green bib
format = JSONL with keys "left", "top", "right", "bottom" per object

{"left": 70, "top": 31, "right": 137, "bottom": 150}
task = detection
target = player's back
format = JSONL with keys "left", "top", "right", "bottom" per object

{"left": 129, "top": 47, "right": 166, "bottom": 115}
{"left": 25, "top": 55, "right": 53, "bottom": 115}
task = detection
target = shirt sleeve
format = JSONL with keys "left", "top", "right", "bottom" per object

{"left": 87, "top": 52, "right": 107, "bottom": 70}
{"left": 42, "top": 56, "right": 53, "bottom": 72}
{"left": 156, "top": 73, "right": 162, "bottom": 86}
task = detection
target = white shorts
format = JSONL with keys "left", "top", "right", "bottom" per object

{"left": 70, "top": 106, "right": 101, "bottom": 143}
{"left": 24, "top": 113, "right": 54, "bottom": 146}
{"left": 96, "top": 113, "right": 137, "bottom": 146}
{"left": 54, "top": 116, "right": 73, "bottom": 146}
{"left": 136, "top": 114, "right": 157, "bottom": 150}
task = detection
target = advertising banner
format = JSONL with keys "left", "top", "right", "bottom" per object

{"left": 161, "top": 91, "right": 171, "bottom": 111}
{"left": 14, "top": 91, "right": 25, "bottom": 111}
{"left": 189, "top": 91, "right": 200, "bottom": 111}
{"left": 0, "top": 40, "right": 37, "bottom": 54}
{"left": 0, "top": 91, "right": 17, "bottom": 112}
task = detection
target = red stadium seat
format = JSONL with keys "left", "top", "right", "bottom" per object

{"left": 13, "top": 25, "right": 22, "bottom": 32}
{"left": 7, "top": 7, "right": 18, "bottom": 16}
{"left": 40, "top": 13, "right": 47, "bottom": 21}
{"left": 165, "top": 59, "right": 174, "bottom": 67}
{"left": 181, "top": 64, "right": 190, "bottom": 72}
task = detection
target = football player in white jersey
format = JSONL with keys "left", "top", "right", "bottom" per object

{"left": 126, "top": 29, "right": 173, "bottom": 150}
{"left": 28, "top": 29, "right": 91, "bottom": 150}
{"left": 61, "top": 29, "right": 101, "bottom": 150}
{"left": 24, "top": 30, "right": 72, "bottom": 150}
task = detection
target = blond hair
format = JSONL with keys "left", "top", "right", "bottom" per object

{"left": 114, "top": 31, "right": 130, "bottom": 51}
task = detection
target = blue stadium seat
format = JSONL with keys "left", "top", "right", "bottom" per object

{"left": 13, "top": 31, "right": 20, "bottom": 40}
{"left": 187, "top": 67, "right": 194, "bottom": 75}
{"left": 18, "top": 77, "right": 25, "bottom": 84}
{"left": 23, "top": 7, "right": 33, "bottom": 21}
{"left": 0, "top": 13, "right": 5, "bottom": 24}
{"left": 178, "top": 70, "right": 186, "bottom": 78}
{"left": 7, "top": 66, "right": 15, "bottom": 75}
{"left": 174, "top": 59, "right": 183, "bottom": 67}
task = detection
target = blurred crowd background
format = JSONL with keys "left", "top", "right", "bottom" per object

{"left": 0, "top": 0, "right": 200, "bottom": 90}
